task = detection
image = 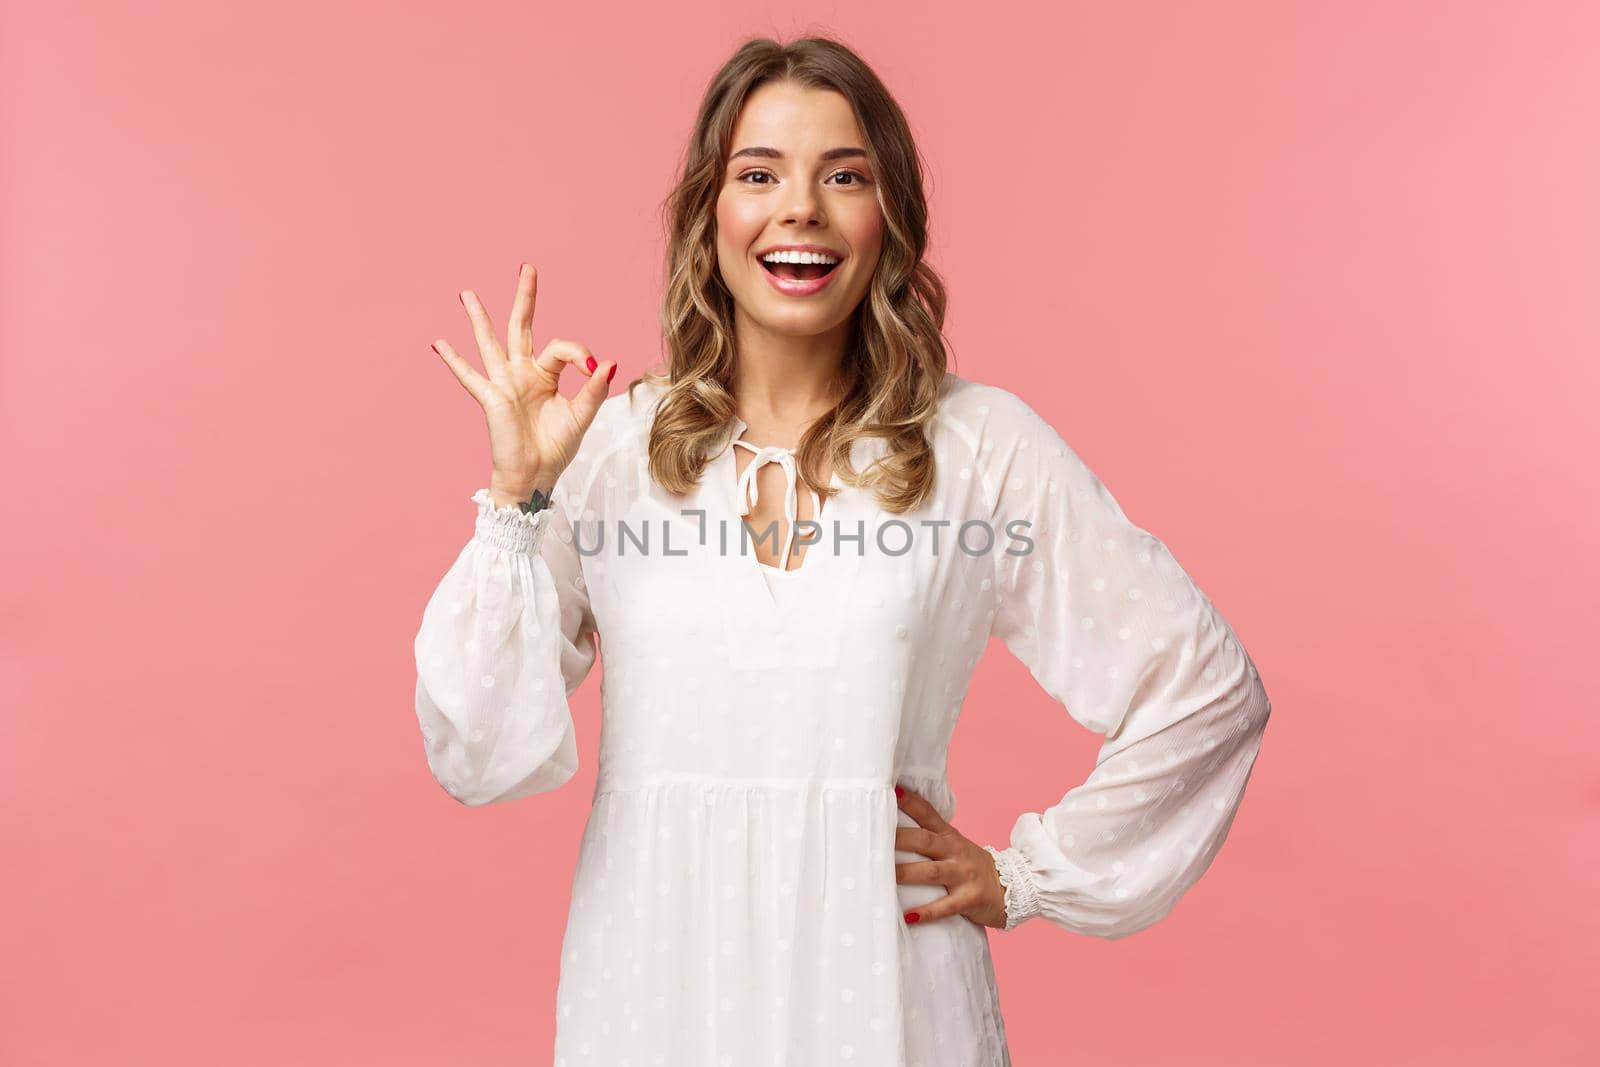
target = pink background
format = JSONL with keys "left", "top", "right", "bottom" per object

{"left": 4, "top": 1, "right": 1597, "bottom": 1063}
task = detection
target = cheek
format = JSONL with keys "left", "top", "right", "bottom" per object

{"left": 843, "top": 204, "right": 885, "bottom": 264}
{"left": 846, "top": 219, "right": 885, "bottom": 284}
{"left": 714, "top": 202, "right": 748, "bottom": 278}
{"left": 715, "top": 192, "right": 763, "bottom": 248}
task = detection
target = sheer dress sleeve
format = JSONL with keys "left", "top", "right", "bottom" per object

{"left": 412, "top": 480, "right": 600, "bottom": 807}
{"left": 977, "top": 393, "right": 1272, "bottom": 938}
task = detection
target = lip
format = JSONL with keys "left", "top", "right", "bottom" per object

{"left": 756, "top": 249, "right": 844, "bottom": 298}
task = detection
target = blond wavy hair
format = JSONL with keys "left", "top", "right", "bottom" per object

{"left": 625, "top": 34, "right": 951, "bottom": 515}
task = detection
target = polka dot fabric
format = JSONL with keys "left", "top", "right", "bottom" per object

{"left": 412, "top": 374, "right": 1272, "bottom": 1064}
{"left": 976, "top": 394, "right": 1272, "bottom": 936}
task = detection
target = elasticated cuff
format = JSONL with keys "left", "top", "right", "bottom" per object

{"left": 471, "top": 487, "right": 555, "bottom": 555}
{"left": 983, "top": 844, "right": 1043, "bottom": 931}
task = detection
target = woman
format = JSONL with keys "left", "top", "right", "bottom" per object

{"left": 415, "top": 35, "right": 1271, "bottom": 1066}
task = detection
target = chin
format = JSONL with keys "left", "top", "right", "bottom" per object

{"left": 753, "top": 313, "right": 839, "bottom": 338}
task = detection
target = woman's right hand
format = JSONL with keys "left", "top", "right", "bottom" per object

{"left": 431, "top": 262, "right": 617, "bottom": 507}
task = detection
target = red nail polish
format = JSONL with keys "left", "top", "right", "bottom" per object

{"left": 586, "top": 355, "right": 597, "bottom": 373}
{"left": 606, "top": 363, "right": 617, "bottom": 383}
{"left": 894, "top": 785, "right": 903, "bottom": 798}
{"left": 904, "top": 911, "right": 920, "bottom": 924}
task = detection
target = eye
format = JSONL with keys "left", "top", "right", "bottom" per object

{"left": 734, "top": 168, "right": 871, "bottom": 187}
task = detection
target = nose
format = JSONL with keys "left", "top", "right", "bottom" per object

{"left": 779, "top": 183, "right": 825, "bottom": 227}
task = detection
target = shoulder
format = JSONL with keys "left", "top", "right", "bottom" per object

{"left": 927, "top": 373, "right": 1107, "bottom": 525}
{"left": 556, "top": 373, "right": 664, "bottom": 515}
{"left": 574, "top": 374, "right": 666, "bottom": 465}
{"left": 931, "top": 372, "right": 1072, "bottom": 465}
{"left": 588, "top": 374, "right": 664, "bottom": 448}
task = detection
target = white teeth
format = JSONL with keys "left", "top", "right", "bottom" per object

{"left": 760, "top": 249, "right": 840, "bottom": 266}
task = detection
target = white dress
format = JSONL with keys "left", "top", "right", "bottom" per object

{"left": 412, "top": 373, "right": 1273, "bottom": 1066}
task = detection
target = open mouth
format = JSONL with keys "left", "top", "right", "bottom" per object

{"left": 759, "top": 259, "right": 841, "bottom": 282}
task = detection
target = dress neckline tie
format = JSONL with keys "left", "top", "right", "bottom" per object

{"left": 731, "top": 436, "right": 822, "bottom": 572}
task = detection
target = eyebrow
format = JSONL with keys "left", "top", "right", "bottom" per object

{"left": 728, "top": 146, "right": 869, "bottom": 163}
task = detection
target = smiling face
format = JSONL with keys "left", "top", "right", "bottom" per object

{"left": 715, "top": 80, "right": 886, "bottom": 343}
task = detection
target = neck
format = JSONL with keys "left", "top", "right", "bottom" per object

{"left": 729, "top": 311, "right": 850, "bottom": 443}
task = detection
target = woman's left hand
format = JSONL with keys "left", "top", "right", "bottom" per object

{"left": 894, "top": 786, "right": 1008, "bottom": 929}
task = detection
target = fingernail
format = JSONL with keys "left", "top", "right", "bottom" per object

{"left": 430, "top": 343, "right": 439, "bottom": 354}
{"left": 904, "top": 911, "right": 920, "bottom": 924}
{"left": 894, "top": 785, "right": 903, "bottom": 798}
{"left": 606, "top": 363, "right": 617, "bottom": 383}
{"left": 586, "top": 355, "right": 597, "bottom": 373}
{"left": 458, "top": 291, "right": 465, "bottom": 306}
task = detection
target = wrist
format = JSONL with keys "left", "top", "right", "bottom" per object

{"left": 982, "top": 845, "right": 1042, "bottom": 931}
{"left": 489, "top": 470, "right": 558, "bottom": 510}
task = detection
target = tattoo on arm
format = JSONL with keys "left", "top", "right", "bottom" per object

{"left": 516, "top": 487, "right": 553, "bottom": 516}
